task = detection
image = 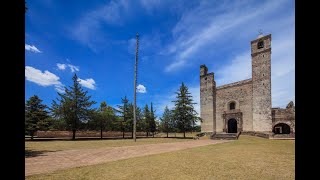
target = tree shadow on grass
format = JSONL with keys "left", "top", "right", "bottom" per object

{"left": 25, "top": 149, "right": 57, "bottom": 158}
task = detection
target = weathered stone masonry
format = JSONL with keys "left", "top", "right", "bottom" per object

{"left": 200, "top": 34, "right": 295, "bottom": 135}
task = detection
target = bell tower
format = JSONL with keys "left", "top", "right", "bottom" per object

{"left": 200, "top": 65, "right": 216, "bottom": 133}
{"left": 251, "top": 33, "right": 272, "bottom": 132}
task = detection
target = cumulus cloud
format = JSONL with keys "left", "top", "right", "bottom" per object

{"left": 25, "top": 44, "right": 41, "bottom": 53}
{"left": 57, "top": 63, "right": 66, "bottom": 70}
{"left": 137, "top": 84, "right": 147, "bottom": 93}
{"left": 68, "top": 64, "right": 80, "bottom": 72}
{"left": 56, "top": 63, "right": 80, "bottom": 72}
{"left": 25, "top": 66, "right": 64, "bottom": 92}
{"left": 78, "top": 78, "right": 96, "bottom": 90}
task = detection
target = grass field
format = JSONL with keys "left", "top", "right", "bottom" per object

{"left": 25, "top": 135, "right": 193, "bottom": 152}
{"left": 26, "top": 135, "right": 294, "bottom": 180}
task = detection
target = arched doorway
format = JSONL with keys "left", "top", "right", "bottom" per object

{"left": 228, "top": 119, "right": 237, "bottom": 133}
{"left": 273, "top": 123, "right": 291, "bottom": 134}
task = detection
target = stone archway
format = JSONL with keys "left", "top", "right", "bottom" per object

{"left": 222, "top": 111, "right": 243, "bottom": 133}
{"left": 228, "top": 119, "right": 237, "bottom": 133}
{"left": 273, "top": 123, "right": 291, "bottom": 134}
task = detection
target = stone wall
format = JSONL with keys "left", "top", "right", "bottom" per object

{"left": 216, "top": 79, "right": 253, "bottom": 132}
{"left": 36, "top": 131, "right": 147, "bottom": 138}
{"left": 272, "top": 101, "right": 295, "bottom": 132}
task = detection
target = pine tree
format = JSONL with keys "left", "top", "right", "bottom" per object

{"left": 25, "top": 95, "right": 49, "bottom": 139}
{"left": 149, "top": 102, "right": 157, "bottom": 137}
{"left": 160, "top": 106, "right": 172, "bottom": 138}
{"left": 117, "top": 96, "right": 130, "bottom": 138}
{"left": 143, "top": 104, "right": 151, "bottom": 137}
{"left": 172, "top": 82, "right": 200, "bottom": 138}
{"left": 127, "top": 103, "right": 135, "bottom": 138}
{"left": 93, "top": 101, "right": 115, "bottom": 139}
{"left": 136, "top": 106, "right": 144, "bottom": 133}
{"left": 51, "top": 73, "right": 96, "bottom": 140}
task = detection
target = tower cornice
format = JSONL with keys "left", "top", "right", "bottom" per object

{"left": 251, "top": 34, "right": 271, "bottom": 44}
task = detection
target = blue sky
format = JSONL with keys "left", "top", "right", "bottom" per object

{"left": 25, "top": 0, "right": 295, "bottom": 118}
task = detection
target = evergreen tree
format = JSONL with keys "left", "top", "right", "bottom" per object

{"left": 143, "top": 104, "right": 151, "bottom": 137}
{"left": 51, "top": 73, "right": 96, "bottom": 140}
{"left": 160, "top": 106, "right": 172, "bottom": 138}
{"left": 51, "top": 118, "right": 67, "bottom": 131}
{"left": 92, "top": 101, "right": 116, "bottom": 139}
{"left": 172, "top": 82, "right": 200, "bottom": 138}
{"left": 127, "top": 103, "right": 135, "bottom": 138}
{"left": 37, "top": 117, "right": 55, "bottom": 131}
{"left": 117, "top": 96, "right": 130, "bottom": 138}
{"left": 149, "top": 102, "right": 157, "bottom": 137}
{"left": 25, "top": 95, "right": 49, "bottom": 139}
{"left": 136, "top": 106, "right": 145, "bottom": 133}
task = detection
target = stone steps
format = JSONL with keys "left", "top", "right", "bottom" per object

{"left": 211, "top": 133, "right": 239, "bottom": 140}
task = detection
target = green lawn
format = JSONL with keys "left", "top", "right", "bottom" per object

{"left": 25, "top": 136, "right": 192, "bottom": 151}
{"left": 26, "top": 135, "right": 294, "bottom": 180}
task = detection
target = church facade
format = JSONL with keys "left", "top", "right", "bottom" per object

{"left": 200, "top": 34, "right": 295, "bottom": 136}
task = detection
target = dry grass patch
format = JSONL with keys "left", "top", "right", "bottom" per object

{"left": 27, "top": 135, "right": 294, "bottom": 180}
{"left": 25, "top": 137, "right": 192, "bottom": 152}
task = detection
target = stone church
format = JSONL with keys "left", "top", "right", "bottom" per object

{"left": 200, "top": 34, "right": 295, "bottom": 138}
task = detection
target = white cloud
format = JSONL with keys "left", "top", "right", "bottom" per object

{"left": 215, "top": 52, "right": 251, "bottom": 85}
{"left": 137, "top": 84, "right": 147, "bottom": 93}
{"left": 57, "top": 63, "right": 66, "bottom": 70}
{"left": 164, "top": 0, "right": 290, "bottom": 72}
{"left": 71, "top": 0, "right": 129, "bottom": 50}
{"left": 56, "top": 63, "right": 80, "bottom": 72}
{"left": 78, "top": 78, "right": 96, "bottom": 90}
{"left": 25, "top": 66, "right": 61, "bottom": 86}
{"left": 25, "top": 66, "right": 64, "bottom": 92}
{"left": 25, "top": 44, "right": 41, "bottom": 53}
{"left": 54, "top": 84, "right": 65, "bottom": 93}
{"left": 68, "top": 64, "right": 80, "bottom": 72}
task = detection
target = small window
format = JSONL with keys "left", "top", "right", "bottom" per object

{"left": 258, "top": 41, "right": 264, "bottom": 49}
{"left": 229, "top": 102, "right": 235, "bottom": 110}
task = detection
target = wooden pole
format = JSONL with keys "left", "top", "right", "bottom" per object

{"left": 133, "top": 33, "right": 139, "bottom": 142}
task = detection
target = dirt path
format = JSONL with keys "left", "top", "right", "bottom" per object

{"left": 25, "top": 139, "right": 230, "bottom": 176}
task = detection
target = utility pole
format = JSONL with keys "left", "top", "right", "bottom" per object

{"left": 133, "top": 33, "right": 139, "bottom": 142}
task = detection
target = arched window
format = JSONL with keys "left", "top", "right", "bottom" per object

{"left": 229, "top": 102, "right": 235, "bottom": 110}
{"left": 257, "top": 41, "right": 264, "bottom": 49}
